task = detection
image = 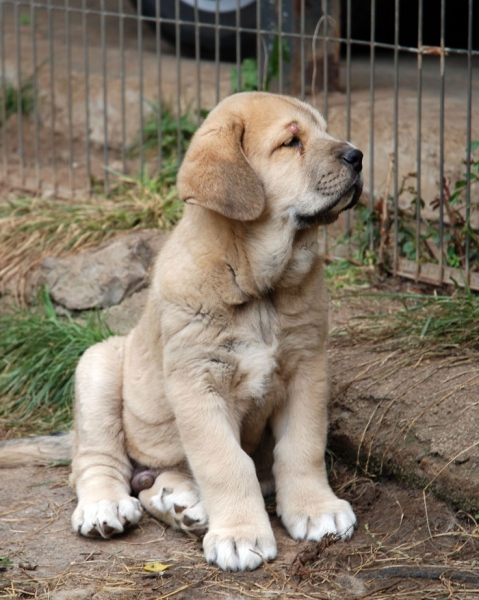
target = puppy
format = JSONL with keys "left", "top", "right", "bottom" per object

{"left": 0, "top": 92, "right": 363, "bottom": 571}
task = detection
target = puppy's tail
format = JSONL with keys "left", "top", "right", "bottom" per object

{"left": 0, "top": 431, "right": 73, "bottom": 467}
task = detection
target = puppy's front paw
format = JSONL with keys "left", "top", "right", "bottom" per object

{"left": 280, "top": 495, "right": 356, "bottom": 542}
{"left": 72, "top": 497, "right": 142, "bottom": 538}
{"left": 203, "top": 525, "right": 277, "bottom": 571}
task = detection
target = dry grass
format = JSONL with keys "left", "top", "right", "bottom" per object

{"left": 0, "top": 169, "right": 182, "bottom": 298}
{"left": 333, "top": 287, "right": 479, "bottom": 363}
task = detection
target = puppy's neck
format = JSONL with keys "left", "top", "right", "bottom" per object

{"left": 238, "top": 217, "right": 319, "bottom": 293}
{"left": 183, "top": 205, "right": 319, "bottom": 298}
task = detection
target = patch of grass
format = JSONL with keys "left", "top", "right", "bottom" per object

{"left": 343, "top": 285, "right": 479, "bottom": 359}
{"left": 231, "top": 35, "right": 290, "bottom": 93}
{"left": 325, "top": 258, "right": 375, "bottom": 292}
{"left": 0, "top": 289, "right": 113, "bottom": 433}
{"left": 128, "top": 102, "right": 198, "bottom": 158}
{"left": 0, "top": 556, "right": 12, "bottom": 569}
{"left": 0, "top": 80, "right": 34, "bottom": 126}
{"left": 0, "top": 169, "right": 183, "bottom": 296}
{"left": 19, "top": 13, "right": 32, "bottom": 26}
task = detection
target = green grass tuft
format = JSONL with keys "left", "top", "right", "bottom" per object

{"left": 344, "top": 285, "right": 479, "bottom": 358}
{"left": 128, "top": 102, "right": 198, "bottom": 158}
{"left": 0, "top": 80, "right": 34, "bottom": 126}
{"left": 0, "top": 290, "right": 113, "bottom": 433}
{"left": 325, "top": 258, "right": 375, "bottom": 291}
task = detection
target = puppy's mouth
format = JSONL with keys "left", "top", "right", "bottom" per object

{"left": 294, "top": 178, "right": 363, "bottom": 229}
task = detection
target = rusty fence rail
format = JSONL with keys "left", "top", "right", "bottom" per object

{"left": 0, "top": 0, "right": 478, "bottom": 289}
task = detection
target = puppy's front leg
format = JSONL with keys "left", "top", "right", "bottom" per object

{"left": 272, "top": 351, "right": 356, "bottom": 542}
{"left": 167, "top": 376, "right": 277, "bottom": 571}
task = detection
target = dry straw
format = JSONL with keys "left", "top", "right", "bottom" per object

{"left": 0, "top": 168, "right": 183, "bottom": 300}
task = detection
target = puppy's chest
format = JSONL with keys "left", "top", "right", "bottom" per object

{"left": 209, "top": 300, "right": 287, "bottom": 407}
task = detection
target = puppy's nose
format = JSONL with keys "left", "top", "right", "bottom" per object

{"left": 341, "top": 148, "right": 363, "bottom": 173}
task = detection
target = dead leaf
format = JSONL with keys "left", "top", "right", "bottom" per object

{"left": 143, "top": 562, "right": 173, "bottom": 573}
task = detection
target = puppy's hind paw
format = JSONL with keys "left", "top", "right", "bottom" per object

{"left": 139, "top": 471, "right": 208, "bottom": 539}
{"left": 72, "top": 497, "right": 142, "bottom": 539}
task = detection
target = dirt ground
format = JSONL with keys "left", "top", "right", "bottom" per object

{"left": 1, "top": 457, "right": 479, "bottom": 600}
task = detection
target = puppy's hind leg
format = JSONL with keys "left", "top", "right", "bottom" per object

{"left": 71, "top": 336, "right": 142, "bottom": 539}
{"left": 139, "top": 470, "right": 208, "bottom": 539}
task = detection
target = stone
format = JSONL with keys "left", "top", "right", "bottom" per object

{"left": 104, "top": 288, "right": 149, "bottom": 335}
{"left": 37, "top": 231, "right": 167, "bottom": 311}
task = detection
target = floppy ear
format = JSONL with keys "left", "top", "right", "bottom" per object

{"left": 177, "top": 118, "right": 265, "bottom": 221}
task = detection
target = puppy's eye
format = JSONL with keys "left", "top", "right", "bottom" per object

{"left": 283, "top": 137, "right": 302, "bottom": 149}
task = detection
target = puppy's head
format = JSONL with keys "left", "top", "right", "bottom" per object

{"left": 177, "top": 92, "right": 363, "bottom": 227}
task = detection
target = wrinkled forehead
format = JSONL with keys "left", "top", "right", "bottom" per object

{"left": 279, "top": 96, "right": 328, "bottom": 129}
{"left": 264, "top": 98, "right": 327, "bottom": 133}
{"left": 205, "top": 92, "right": 328, "bottom": 133}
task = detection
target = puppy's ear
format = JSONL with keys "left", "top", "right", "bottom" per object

{"left": 177, "top": 119, "right": 265, "bottom": 221}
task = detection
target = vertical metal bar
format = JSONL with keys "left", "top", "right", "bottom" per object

{"left": 66, "top": 0, "right": 74, "bottom": 194}
{"left": 194, "top": 0, "right": 201, "bottom": 126}
{"left": 368, "top": 0, "right": 376, "bottom": 252}
{"left": 156, "top": 0, "right": 163, "bottom": 172}
{"left": 464, "top": 0, "right": 473, "bottom": 278}
{"left": 102, "top": 0, "right": 109, "bottom": 191}
{"left": 137, "top": 0, "right": 144, "bottom": 177}
{"left": 236, "top": 0, "right": 241, "bottom": 92}
{"left": 438, "top": 0, "right": 446, "bottom": 279}
{"left": 175, "top": 0, "right": 182, "bottom": 162}
{"left": 82, "top": 0, "right": 91, "bottom": 194}
{"left": 323, "top": 0, "right": 329, "bottom": 120}
{"left": 256, "top": 0, "right": 261, "bottom": 90}
{"left": 321, "top": 1, "right": 329, "bottom": 254}
{"left": 415, "top": 0, "right": 423, "bottom": 276}
{"left": 0, "top": 0, "right": 6, "bottom": 182}
{"left": 392, "top": 0, "right": 400, "bottom": 273}
{"left": 31, "top": 0, "right": 40, "bottom": 190}
{"left": 48, "top": 0, "right": 57, "bottom": 192}
{"left": 345, "top": 0, "right": 352, "bottom": 236}
{"left": 278, "top": 0, "right": 283, "bottom": 93}
{"left": 345, "top": 0, "right": 352, "bottom": 141}
{"left": 215, "top": 0, "right": 220, "bottom": 103}
{"left": 15, "top": 1, "right": 25, "bottom": 184}
{"left": 120, "top": 0, "right": 127, "bottom": 174}
{"left": 300, "top": 0, "right": 305, "bottom": 100}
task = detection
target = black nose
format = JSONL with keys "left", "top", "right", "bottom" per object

{"left": 341, "top": 148, "right": 363, "bottom": 173}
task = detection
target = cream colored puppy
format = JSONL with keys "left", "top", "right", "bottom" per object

{"left": 1, "top": 92, "right": 363, "bottom": 571}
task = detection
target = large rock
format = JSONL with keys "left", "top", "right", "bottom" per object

{"left": 39, "top": 231, "right": 167, "bottom": 311}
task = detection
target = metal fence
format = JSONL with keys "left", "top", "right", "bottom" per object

{"left": 1, "top": 0, "right": 478, "bottom": 289}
